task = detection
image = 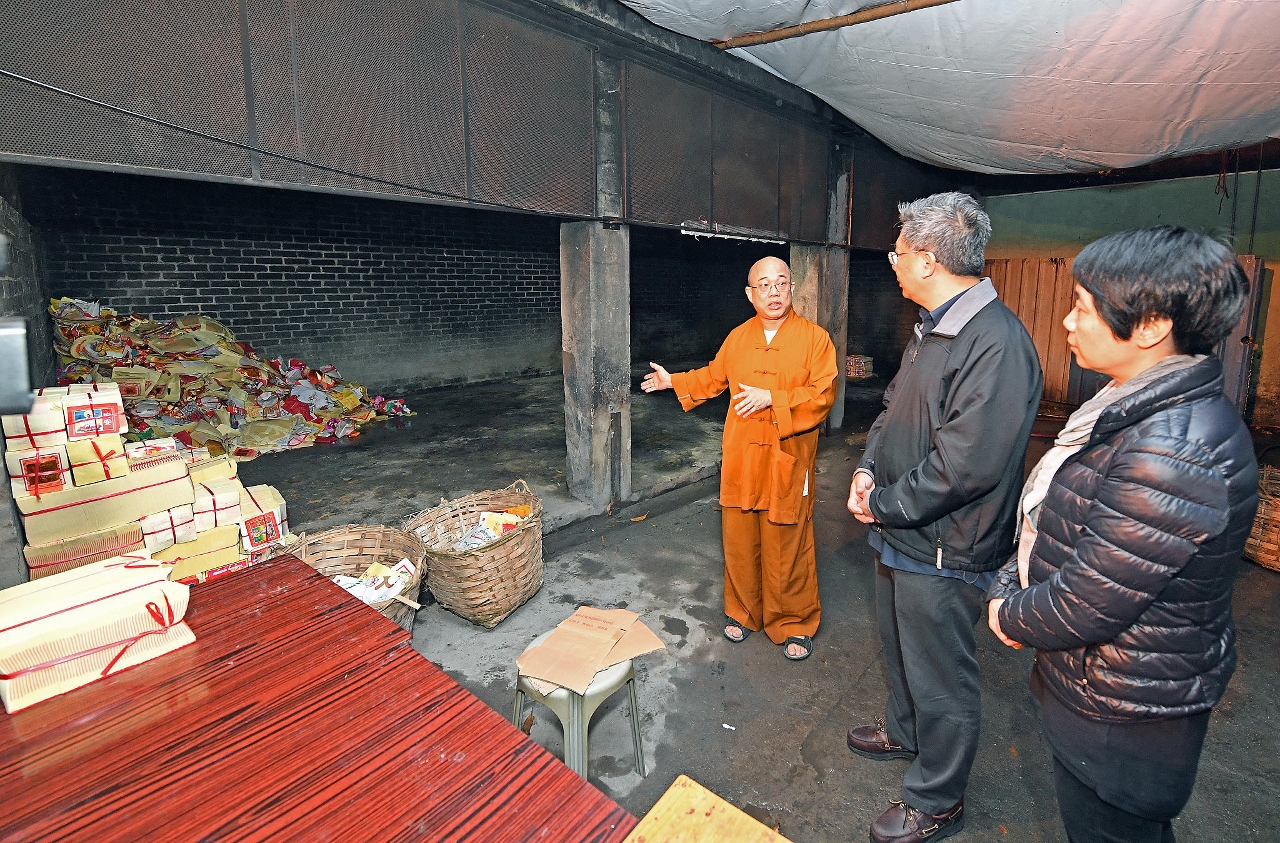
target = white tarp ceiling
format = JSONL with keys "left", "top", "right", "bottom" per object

{"left": 616, "top": 0, "right": 1280, "bottom": 175}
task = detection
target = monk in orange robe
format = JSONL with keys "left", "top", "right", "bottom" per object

{"left": 642, "top": 256, "right": 838, "bottom": 660}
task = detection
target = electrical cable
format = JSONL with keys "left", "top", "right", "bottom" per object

{"left": 1248, "top": 142, "right": 1264, "bottom": 255}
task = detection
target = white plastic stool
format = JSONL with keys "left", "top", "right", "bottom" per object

{"left": 512, "top": 630, "right": 647, "bottom": 778}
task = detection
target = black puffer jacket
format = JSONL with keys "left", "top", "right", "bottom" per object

{"left": 992, "top": 356, "right": 1258, "bottom": 722}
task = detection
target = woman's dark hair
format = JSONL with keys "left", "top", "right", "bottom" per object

{"left": 1072, "top": 226, "right": 1248, "bottom": 355}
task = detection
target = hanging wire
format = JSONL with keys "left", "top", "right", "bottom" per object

{"left": 1248, "top": 143, "right": 1264, "bottom": 255}
{"left": 1229, "top": 149, "right": 1241, "bottom": 245}
{"left": 1215, "top": 150, "right": 1231, "bottom": 214}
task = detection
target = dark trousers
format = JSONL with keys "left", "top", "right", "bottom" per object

{"left": 875, "top": 562, "right": 984, "bottom": 814}
{"left": 1053, "top": 758, "right": 1176, "bottom": 843}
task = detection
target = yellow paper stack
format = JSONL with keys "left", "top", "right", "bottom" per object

{"left": 0, "top": 555, "right": 196, "bottom": 713}
{"left": 66, "top": 434, "right": 130, "bottom": 486}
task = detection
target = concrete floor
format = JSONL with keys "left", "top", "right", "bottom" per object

{"left": 3, "top": 373, "right": 1278, "bottom": 841}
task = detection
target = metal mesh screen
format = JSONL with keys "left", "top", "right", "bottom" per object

{"left": 0, "top": 0, "right": 252, "bottom": 177}
{"left": 624, "top": 62, "right": 713, "bottom": 226}
{"left": 799, "top": 126, "right": 830, "bottom": 242}
{"left": 712, "top": 97, "right": 780, "bottom": 234}
{"left": 461, "top": 3, "right": 594, "bottom": 215}
{"left": 778, "top": 121, "right": 803, "bottom": 238}
{"left": 285, "top": 0, "right": 467, "bottom": 200}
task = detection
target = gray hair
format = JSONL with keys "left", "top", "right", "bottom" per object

{"left": 897, "top": 192, "right": 992, "bottom": 277}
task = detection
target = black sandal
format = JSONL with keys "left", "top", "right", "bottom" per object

{"left": 783, "top": 635, "right": 813, "bottom": 661}
{"left": 723, "top": 617, "right": 751, "bottom": 643}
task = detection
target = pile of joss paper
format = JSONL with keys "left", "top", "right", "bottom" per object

{"left": 48, "top": 298, "right": 411, "bottom": 460}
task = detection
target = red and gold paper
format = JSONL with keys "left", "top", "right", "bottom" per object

{"left": 63, "top": 391, "right": 128, "bottom": 440}
{"left": 157, "top": 526, "right": 240, "bottom": 582}
{"left": 23, "top": 523, "right": 146, "bottom": 580}
{"left": 238, "top": 484, "right": 289, "bottom": 550}
{"left": 193, "top": 477, "right": 242, "bottom": 533}
{"left": 2, "top": 397, "right": 68, "bottom": 450}
{"left": 67, "top": 434, "right": 130, "bottom": 486}
{"left": 5, "top": 445, "right": 72, "bottom": 500}
{"left": 16, "top": 454, "right": 194, "bottom": 546}
{"left": 0, "top": 555, "right": 194, "bottom": 713}
{"left": 140, "top": 504, "right": 197, "bottom": 554}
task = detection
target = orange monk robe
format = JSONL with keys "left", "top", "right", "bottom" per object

{"left": 669, "top": 313, "right": 838, "bottom": 643}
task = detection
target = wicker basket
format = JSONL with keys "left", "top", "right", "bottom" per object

{"left": 402, "top": 479, "right": 544, "bottom": 629}
{"left": 290, "top": 525, "right": 426, "bottom": 631}
{"left": 1245, "top": 466, "right": 1280, "bottom": 572}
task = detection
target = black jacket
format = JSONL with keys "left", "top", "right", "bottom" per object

{"left": 860, "top": 279, "right": 1043, "bottom": 573}
{"left": 992, "top": 356, "right": 1258, "bottom": 722}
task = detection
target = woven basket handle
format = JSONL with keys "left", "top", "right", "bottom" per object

{"left": 508, "top": 479, "right": 532, "bottom": 495}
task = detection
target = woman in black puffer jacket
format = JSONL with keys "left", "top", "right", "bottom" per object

{"left": 987, "top": 227, "right": 1258, "bottom": 843}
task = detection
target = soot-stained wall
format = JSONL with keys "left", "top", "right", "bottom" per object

{"left": 847, "top": 253, "right": 915, "bottom": 379}
{"left": 16, "top": 166, "right": 563, "bottom": 392}
{"left": 630, "top": 227, "right": 785, "bottom": 369}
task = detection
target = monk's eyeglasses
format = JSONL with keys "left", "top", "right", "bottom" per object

{"left": 749, "top": 280, "right": 792, "bottom": 293}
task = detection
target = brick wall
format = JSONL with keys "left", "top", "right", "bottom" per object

{"left": 0, "top": 167, "right": 55, "bottom": 391}
{"left": 630, "top": 227, "right": 784, "bottom": 368}
{"left": 17, "top": 166, "right": 563, "bottom": 392}
{"left": 846, "top": 253, "right": 917, "bottom": 379}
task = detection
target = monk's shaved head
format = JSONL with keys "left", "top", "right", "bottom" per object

{"left": 749, "top": 256, "right": 790, "bottom": 281}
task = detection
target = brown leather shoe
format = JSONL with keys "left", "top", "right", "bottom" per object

{"left": 869, "top": 798, "right": 964, "bottom": 843}
{"left": 847, "top": 717, "right": 916, "bottom": 760}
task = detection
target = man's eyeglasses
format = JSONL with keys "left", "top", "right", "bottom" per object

{"left": 887, "top": 249, "right": 930, "bottom": 266}
{"left": 749, "top": 280, "right": 792, "bottom": 293}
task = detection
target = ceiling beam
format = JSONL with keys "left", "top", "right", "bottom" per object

{"left": 713, "top": 0, "right": 962, "bottom": 50}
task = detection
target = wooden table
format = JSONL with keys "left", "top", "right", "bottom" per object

{"left": 0, "top": 555, "right": 637, "bottom": 842}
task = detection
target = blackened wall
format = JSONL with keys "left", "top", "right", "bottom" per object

{"left": 630, "top": 227, "right": 785, "bottom": 368}
{"left": 0, "top": 166, "right": 55, "bottom": 390}
{"left": 847, "top": 253, "right": 916, "bottom": 379}
{"left": 16, "top": 166, "right": 562, "bottom": 392}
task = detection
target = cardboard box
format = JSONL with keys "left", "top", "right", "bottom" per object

{"left": 2, "top": 396, "right": 68, "bottom": 450}
{"left": 63, "top": 391, "right": 128, "bottom": 440}
{"left": 238, "top": 484, "right": 288, "bottom": 550}
{"left": 16, "top": 454, "right": 194, "bottom": 546}
{"left": 193, "top": 477, "right": 242, "bottom": 533}
{"left": 23, "top": 523, "right": 146, "bottom": 580}
{"left": 157, "top": 526, "right": 240, "bottom": 582}
{"left": 0, "top": 555, "right": 194, "bottom": 713}
{"left": 517, "top": 607, "right": 666, "bottom": 694}
{"left": 67, "top": 434, "right": 130, "bottom": 486}
{"left": 140, "top": 504, "right": 197, "bottom": 554}
{"left": 5, "top": 444, "right": 72, "bottom": 500}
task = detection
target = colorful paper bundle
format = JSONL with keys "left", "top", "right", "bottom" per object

{"left": 238, "top": 484, "right": 289, "bottom": 551}
{"left": 0, "top": 555, "right": 195, "bottom": 713}
{"left": 193, "top": 477, "right": 242, "bottom": 533}
{"left": 66, "top": 434, "right": 130, "bottom": 486}
{"left": 15, "top": 454, "right": 194, "bottom": 546}
{"left": 188, "top": 455, "right": 237, "bottom": 485}
{"left": 63, "top": 388, "right": 127, "bottom": 441}
{"left": 23, "top": 523, "right": 146, "bottom": 580}
{"left": 5, "top": 444, "right": 72, "bottom": 500}
{"left": 157, "top": 526, "right": 240, "bottom": 582}
{"left": 2, "top": 396, "right": 68, "bottom": 450}
{"left": 124, "top": 437, "right": 178, "bottom": 461}
{"left": 140, "top": 505, "right": 197, "bottom": 554}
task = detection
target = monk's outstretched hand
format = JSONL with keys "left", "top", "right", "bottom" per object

{"left": 642, "top": 362, "right": 672, "bottom": 392}
{"left": 732, "top": 383, "right": 772, "bottom": 417}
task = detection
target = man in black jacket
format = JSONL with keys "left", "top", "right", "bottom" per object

{"left": 846, "top": 192, "right": 1043, "bottom": 843}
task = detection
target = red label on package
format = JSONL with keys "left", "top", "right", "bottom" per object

{"left": 66, "top": 404, "right": 124, "bottom": 437}
{"left": 243, "top": 511, "right": 282, "bottom": 549}
{"left": 19, "top": 453, "right": 66, "bottom": 494}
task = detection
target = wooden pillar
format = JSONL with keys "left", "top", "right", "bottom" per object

{"left": 790, "top": 244, "right": 849, "bottom": 429}
{"left": 561, "top": 222, "right": 631, "bottom": 510}
{"left": 560, "top": 53, "right": 631, "bottom": 511}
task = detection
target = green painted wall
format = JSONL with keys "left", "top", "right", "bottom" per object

{"left": 984, "top": 170, "right": 1280, "bottom": 423}
{"left": 985, "top": 170, "right": 1280, "bottom": 263}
